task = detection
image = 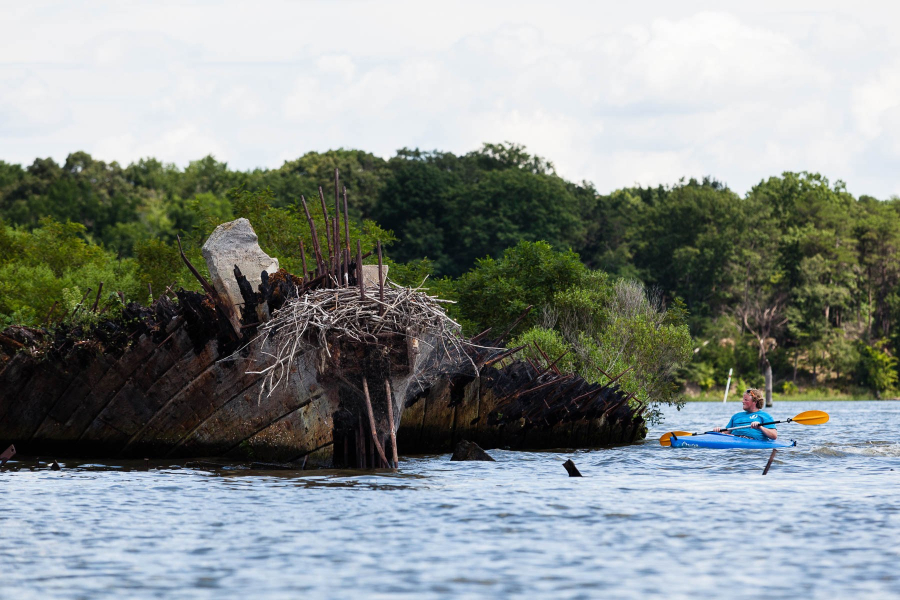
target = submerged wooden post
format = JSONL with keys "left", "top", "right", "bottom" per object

{"left": 0, "top": 444, "right": 15, "bottom": 467}
{"left": 562, "top": 459, "right": 582, "bottom": 477}
{"left": 385, "top": 379, "right": 398, "bottom": 468}
{"left": 762, "top": 449, "right": 778, "bottom": 475}
{"left": 361, "top": 377, "right": 389, "bottom": 468}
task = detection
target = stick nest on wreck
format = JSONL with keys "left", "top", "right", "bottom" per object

{"left": 243, "top": 283, "right": 473, "bottom": 399}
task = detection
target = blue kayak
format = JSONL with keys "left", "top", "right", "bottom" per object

{"left": 669, "top": 432, "right": 796, "bottom": 449}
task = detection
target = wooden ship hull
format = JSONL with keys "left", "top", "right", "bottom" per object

{"left": 0, "top": 286, "right": 429, "bottom": 469}
{"left": 400, "top": 342, "right": 648, "bottom": 454}
{"left": 0, "top": 170, "right": 650, "bottom": 467}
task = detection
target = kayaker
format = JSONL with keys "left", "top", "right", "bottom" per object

{"left": 712, "top": 389, "right": 777, "bottom": 441}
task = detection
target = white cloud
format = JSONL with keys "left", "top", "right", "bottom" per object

{"left": 0, "top": 73, "right": 71, "bottom": 134}
{"left": 1, "top": 1, "right": 899, "bottom": 198}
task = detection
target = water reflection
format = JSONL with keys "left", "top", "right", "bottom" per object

{"left": 1, "top": 401, "right": 898, "bottom": 599}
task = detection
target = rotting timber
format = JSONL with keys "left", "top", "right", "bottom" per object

{"left": 399, "top": 338, "right": 648, "bottom": 454}
{"left": 0, "top": 170, "right": 460, "bottom": 469}
{"left": 0, "top": 172, "right": 649, "bottom": 468}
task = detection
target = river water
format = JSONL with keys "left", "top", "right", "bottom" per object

{"left": 2, "top": 400, "right": 898, "bottom": 599}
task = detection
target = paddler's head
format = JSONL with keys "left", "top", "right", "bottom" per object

{"left": 742, "top": 389, "right": 764, "bottom": 411}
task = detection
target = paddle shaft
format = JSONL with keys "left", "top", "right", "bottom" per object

{"left": 659, "top": 410, "right": 828, "bottom": 446}
{"left": 669, "top": 419, "right": 783, "bottom": 439}
{"left": 724, "top": 419, "right": 784, "bottom": 432}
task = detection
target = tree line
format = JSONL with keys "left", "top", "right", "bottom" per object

{"left": 1, "top": 143, "right": 898, "bottom": 402}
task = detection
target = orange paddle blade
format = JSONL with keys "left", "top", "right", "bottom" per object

{"left": 790, "top": 410, "right": 829, "bottom": 425}
{"left": 659, "top": 431, "right": 692, "bottom": 447}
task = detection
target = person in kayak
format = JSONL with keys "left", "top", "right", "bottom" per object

{"left": 712, "top": 389, "right": 777, "bottom": 441}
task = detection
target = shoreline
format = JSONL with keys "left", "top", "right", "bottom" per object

{"left": 683, "top": 394, "right": 895, "bottom": 402}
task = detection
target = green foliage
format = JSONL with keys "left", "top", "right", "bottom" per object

{"left": 4, "top": 146, "right": 900, "bottom": 401}
{"left": 511, "top": 326, "right": 577, "bottom": 373}
{"left": 455, "top": 240, "right": 588, "bottom": 337}
{"left": 855, "top": 341, "right": 898, "bottom": 394}
{"left": 373, "top": 143, "right": 592, "bottom": 276}
{"left": 0, "top": 219, "right": 142, "bottom": 325}
{"left": 456, "top": 241, "right": 692, "bottom": 417}
{"left": 781, "top": 381, "right": 799, "bottom": 395}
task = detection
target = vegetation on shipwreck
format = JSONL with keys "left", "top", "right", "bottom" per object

{"left": 0, "top": 170, "right": 472, "bottom": 468}
{"left": 0, "top": 170, "right": 661, "bottom": 468}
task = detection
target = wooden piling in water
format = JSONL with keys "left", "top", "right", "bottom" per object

{"left": 361, "top": 377, "right": 389, "bottom": 468}
{"left": 385, "top": 378, "right": 398, "bottom": 468}
{"left": 763, "top": 449, "right": 777, "bottom": 475}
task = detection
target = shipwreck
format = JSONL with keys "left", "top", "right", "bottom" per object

{"left": 0, "top": 172, "right": 647, "bottom": 468}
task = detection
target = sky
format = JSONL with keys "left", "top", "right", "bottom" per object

{"left": 2, "top": 0, "right": 899, "bottom": 198}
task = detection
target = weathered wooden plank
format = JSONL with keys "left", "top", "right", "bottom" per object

{"left": 79, "top": 327, "right": 196, "bottom": 451}
{"left": 173, "top": 352, "right": 321, "bottom": 457}
{"left": 33, "top": 353, "right": 115, "bottom": 444}
{"left": 418, "top": 380, "right": 455, "bottom": 453}
{"left": 0, "top": 353, "right": 39, "bottom": 428}
{"left": 397, "top": 396, "right": 426, "bottom": 453}
{"left": 58, "top": 334, "right": 159, "bottom": 440}
{"left": 449, "top": 377, "right": 480, "bottom": 447}
{"left": 119, "top": 337, "right": 219, "bottom": 454}
{"left": 0, "top": 358, "right": 78, "bottom": 445}
{"left": 123, "top": 351, "right": 257, "bottom": 457}
{"left": 224, "top": 392, "right": 333, "bottom": 462}
{"left": 302, "top": 441, "right": 336, "bottom": 469}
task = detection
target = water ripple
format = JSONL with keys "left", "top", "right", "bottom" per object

{"left": 1, "top": 401, "right": 898, "bottom": 599}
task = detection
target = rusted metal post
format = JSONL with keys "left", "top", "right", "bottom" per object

{"left": 377, "top": 240, "right": 384, "bottom": 314}
{"left": 496, "top": 305, "right": 533, "bottom": 344}
{"left": 342, "top": 187, "right": 351, "bottom": 285}
{"left": 176, "top": 235, "right": 240, "bottom": 341}
{"left": 606, "top": 365, "right": 635, "bottom": 387}
{"left": 361, "top": 377, "right": 389, "bottom": 467}
{"left": 42, "top": 301, "right": 58, "bottom": 327}
{"left": 299, "top": 239, "right": 308, "bottom": 284}
{"left": 334, "top": 170, "right": 342, "bottom": 285}
{"left": 385, "top": 379, "right": 399, "bottom": 468}
{"left": 327, "top": 217, "right": 337, "bottom": 282}
{"left": 176, "top": 236, "right": 217, "bottom": 297}
{"left": 70, "top": 288, "right": 92, "bottom": 319}
{"left": 357, "top": 240, "right": 365, "bottom": 301}
{"left": 317, "top": 186, "right": 333, "bottom": 266}
{"left": 334, "top": 170, "right": 340, "bottom": 256}
{"left": 343, "top": 187, "right": 351, "bottom": 254}
{"left": 299, "top": 196, "right": 325, "bottom": 275}
{"left": 91, "top": 281, "right": 104, "bottom": 313}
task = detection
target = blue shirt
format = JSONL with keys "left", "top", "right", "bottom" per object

{"left": 726, "top": 411, "right": 776, "bottom": 442}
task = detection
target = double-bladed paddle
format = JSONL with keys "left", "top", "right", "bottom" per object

{"left": 658, "top": 410, "right": 829, "bottom": 447}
